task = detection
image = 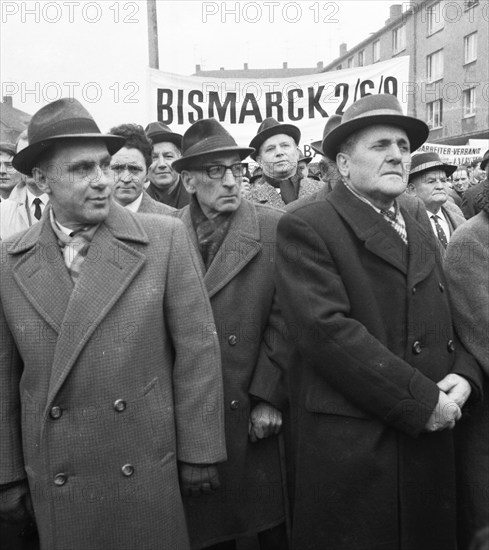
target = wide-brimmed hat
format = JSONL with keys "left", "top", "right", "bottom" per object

{"left": 408, "top": 152, "right": 457, "bottom": 182}
{"left": 145, "top": 122, "right": 183, "bottom": 149}
{"left": 480, "top": 149, "right": 489, "bottom": 171}
{"left": 298, "top": 153, "right": 313, "bottom": 165}
{"left": 12, "top": 98, "right": 125, "bottom": 176}
{"left": 249, "top": 118, "right": 301, "bottom": 160}
{"left": 0, "top": 141, "right": 16, "bottom": 156}
{"left": 322, "top": 94, "right": 429, "bottom": 159}
{"left": 172, "top": 118, "right": 254, "bottom": 173}
{"left": 311, "top": 115, "right": 342, "bottom": 156}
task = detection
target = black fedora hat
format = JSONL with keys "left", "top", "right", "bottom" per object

{"left": 408, "top": 152, "right": 457, "bottom": 182}
{"left": 480, "top": 149, "right": 489, "bottom": 171}
{"left": 145, "top": 121, "right": 183, "bottom": 149}
{"left": 322, "top": 94, "right": 429, "bottom": 159}
{"left": 249, "top": 118, "right": 301, "bottom": 160}
{"left": 298, "top": 153, "right": 313, "bottom": 165}
{"left": 172, "top": 118, "right": 254, "bottom": 173}
{"left": 310, "top": 115, "right": 342, "bottom": 156}
{"left": 12, "top": 98, "right": 125, "bottom": 176}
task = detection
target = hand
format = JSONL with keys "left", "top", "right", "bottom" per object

{"left": 424, "top": 390, "right": 462, "bottom": 432}
{"left": 0, "top": 481, "right": 34, "bottom": 524}
{"left": 437, "top": 373, "right": 472, "bottom": 409}
{"left": 249, "top": 402, "right": 282, "bottom": 443}
{"left": 178, "top": 463, "right": 220, "bottom": 497}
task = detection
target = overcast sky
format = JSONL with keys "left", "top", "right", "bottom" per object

{"left": 1, "top": 0, "right": 394, "bottom": 130}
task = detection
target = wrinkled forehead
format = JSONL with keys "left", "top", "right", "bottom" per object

{"left": 43, "top": 138, "right": 110, "bottom": 165}
{"left": 0, "top": 149, "right": 14, "bottom": 161}
{"left": 191, "top": 151, "right": 241, "bottom": 169}
{"left": 153, "top": 141, "right": 181, "bottom": 155}
{"left": 352, "top": 124, "right": 410, "bottom": 145}
{"left": 260, "top": 133, "right": 297, "bottom": 151}
{"left": 111, "top": 146, "right": 146, "bottom": 166}
{"left": 412, "top": 168, "right": 447, "bottom": 185}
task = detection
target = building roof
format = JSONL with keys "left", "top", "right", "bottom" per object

{"left": 0, "top": 97, "right": 31, "bottom": 143}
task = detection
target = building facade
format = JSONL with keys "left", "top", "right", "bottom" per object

{"left": 322, "top": 1, "right": 488, "bottom": 145}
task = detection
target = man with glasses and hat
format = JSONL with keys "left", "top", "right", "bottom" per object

{"left": 0, "top": 98, "right": 226, "bottom": 550}
{"left": 145, "top": 121, "right": 190, "bottom": 208}
{"left": 407, "top": 152, "right": 465, "bottom": 251}
{"left": 274, "top": 94, "right": 482, "bottom": 550}
{"left": 172, "top": 118, "right": 289, "bottom": 550}
{"left": 247, "top": 117, "right": 323, "bottom": 209}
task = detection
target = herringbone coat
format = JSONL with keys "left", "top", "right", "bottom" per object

{"left": 0, "top": 203, "right": 225, "bottom": 550}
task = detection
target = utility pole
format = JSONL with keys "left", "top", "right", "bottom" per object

{"left": 147, "top": 0, "right": 159, "bottom": 69}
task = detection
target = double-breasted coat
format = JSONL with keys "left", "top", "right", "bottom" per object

{"left": 174, "top": 199, "right": 288, "bottom": 548}
{"left": 274, "top": 181, "right": 482, "bottom": 550}
{"left": 0, "top": 203, "right": 226, "bottom": 550}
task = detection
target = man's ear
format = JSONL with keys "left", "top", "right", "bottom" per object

{"left": 336, "top": 152, "right": 350, "bottom": 178}
{"left": 32, "top": 167, "right": 52, "bottom": 195}
{"left": 180, "top": 171, "right": 196, "bottom": 194}
{"left": 406, "top": 183, "right": 416, "bottom": 195}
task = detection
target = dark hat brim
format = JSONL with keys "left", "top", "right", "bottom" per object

{"left": 480, "top": 151, "right": 489, "bottom": 171}
{"left": 148, "top": 131, "right": 183, "bottom": 148}
{"left": 12, "top": 133, "right": 126, "bottom": 176}
{"left": 299, "top": 156, "right": 313, "bottom": 165}
{"left": 172, "top": 146, "right": 254, "bottom": 173}
{"left": 408, "top": 160, "right": 458, "bottom": 182}
{"left": 310, "top": 140, "right": 323, "bottom": 156}
{"left": 249, "top": 124, "right": 301, "bottom": 160}
{"left": 322, "top": 114, "right": 429, "bottom": 159}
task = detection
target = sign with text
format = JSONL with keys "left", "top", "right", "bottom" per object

{"left": 417, "top": 141, "right": 488, "bottom": 166}
{"left": 147, "top": 57, "right": 410, "bottom": 156}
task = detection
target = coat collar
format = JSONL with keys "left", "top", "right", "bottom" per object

{"left": 178, "top": 198, "right": 261, "bottom": 298}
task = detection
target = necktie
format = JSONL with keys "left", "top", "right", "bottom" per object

{"left": 431, "top": 215, "right": 448, "bottom": 248}
{"left": 380, "top": 209, "right": 408, "bottom": 245}
{"left": 33, "top": 198, "right": 42, "bottom": 220}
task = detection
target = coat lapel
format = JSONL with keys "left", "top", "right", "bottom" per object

{"left": 328, "top": 182, "right": 408, "bottom": 274}
{"left": 45, "top": 205, "right": 149, "bottom": 410}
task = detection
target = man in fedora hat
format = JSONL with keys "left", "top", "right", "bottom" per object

{"left": 0, "top": 98, "right": 226, "bottom": 550}
{"left": 407, "top": 152, "right": 465, "bottom": 250}
{"left": 0, "top": 140, "right": 22, "bottom": 200}
{"left": 109, "top": 123, "right": 175, "bottom": 215}
{"left": 172, "top": 118, "right": 289, "bottom": 550}
{"left": 462, "top": 149, "right": 489, "bottom": 218}
{"left": 310, "top": 114, "right": 343, "bottom": 193}
{"left": 247, "top": 117, "right": 323, "bottom": 209}
{"left": 145, "top": 121, "right": 190, "bottom": 208}
{"left": 274, "top": 94, "right": 482, "bottom": 550}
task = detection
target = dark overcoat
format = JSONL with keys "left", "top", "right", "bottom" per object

{"left": 175, "top": 199, "right": 288, "bottom": 549}
{"left": 274, "top": 181, "right": 482, "bottom": 550}
{"left": 0, "top": 204, "right": 226, "bottom": 550}
{"left": 137, "top": 189, "right": 176, "bottom": 215}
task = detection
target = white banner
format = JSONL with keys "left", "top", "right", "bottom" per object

{"left": 417, "top": 141, "right": 488, "bottom": 166}
{"left": 147, "top": 57, "right": 410, "bottom": 157}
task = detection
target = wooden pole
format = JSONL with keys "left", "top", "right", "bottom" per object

{"left": 147, "top": 0, "right": 159, "bottom": 70}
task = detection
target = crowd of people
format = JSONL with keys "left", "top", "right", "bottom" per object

{"left": 0, "top": 93, "right": 488, "bottom": 550}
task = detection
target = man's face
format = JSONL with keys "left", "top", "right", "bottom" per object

{"left": 34, "top": 138, "right": 112, "bottom": 228}
{"left": 110, "top": 147, "right": 147, "bottom": 206}
{"left": 257, "top": 134, "right": 299, "bottom": 179}
{"left": 297, "top": 160, "right": 309, "bottom": 179}
{"left": 148, "top": 141, "right": 180, "bottom": 190}
{"left": 181, "top": 152, "right": 243, "bottom": 219}
{"left": 337, "top": 124, "right": 411, "bottom": 208}
{"left": 451, "top": 169, "right": 469, "bottom": 192}
{"left": 409, "top": 168, "right": 448, "bottom": 214}
{"left": 0, "top": 149, "right": 21, "bottom": 196}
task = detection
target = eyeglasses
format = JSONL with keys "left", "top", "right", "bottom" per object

{"left": 201, "top": 163, "right": 246, "bottom": 180}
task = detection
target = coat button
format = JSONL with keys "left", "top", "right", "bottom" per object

{"left": 438, "top": 282, "right": 445, "bottom": 292}
{"left": 50, "top": 406, "right": 62, "bottom": 419}
{"left": 230, "top": 400, "right": 240, "bottom": 410}
{"left": 54, "top": 473, "right": 67, "bottom": 486}
{"left": 447, "top": 340, "right": 456, "bottom": 353}
{"left": 412, "top": 341, "right": 422, "bottom": 354}
{"left": 113, "top": 399, "right": 126, "bottom": 412}
{"left": 228, "top": 335, "right": 237, "bottom": 346}
{"left": 411, "top": 287, "right": 417, "bottom": 294}
{"left": 121, "top": 464, "right": 134, "bottom": 477}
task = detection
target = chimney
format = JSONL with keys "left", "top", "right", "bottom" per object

{"left": 317, "top": 61, "right": 324, "bottom": 70}
{"left": 283, "top": 62, "right": 288, "bottom": 69}
{"left": 3, "top": 96, "right": 13, "bottom": 106}
{"left": 386, "top": 4, "right": 402, "bottom": 24}
{"left": 244, "top": 63, "right": 249, "bottom": 70}
{"left": 339, "top": 43, "right": 347, "bottom": 57}
{"left": 195, "top": 64, "right": 201, "bottom": 73}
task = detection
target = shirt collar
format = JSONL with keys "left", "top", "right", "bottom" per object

{"left": 123, "top": 192, "right": 144, "bottom": 212}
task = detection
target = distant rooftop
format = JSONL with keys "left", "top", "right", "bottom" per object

{"left": 193, "top": 61, "right": 324, "bottom": 78}
{"left": 0, "top": 96, "right": 31, "bottom": 144}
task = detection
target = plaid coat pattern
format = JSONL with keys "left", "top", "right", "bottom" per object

{"left": 0, "top": 203, "right": 225, "bottom": 550}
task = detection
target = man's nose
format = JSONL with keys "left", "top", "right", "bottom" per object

{"left": 387, "top": 144, "right": 403, "bottom": 161}
{"left": 222, "top": 168, "right": 238, "bottom": 187}
{"left": 0, "top": 162, "right": 7, "bottom": 174}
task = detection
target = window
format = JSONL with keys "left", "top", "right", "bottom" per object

{"left": 373, "top": 40, "right": 380, "bottom": 62}
{"left": 358, "top": 50, "right": 364, "bottom": 67}
{"left": 347, "top": 57, "right": 353, "bottom": 68}
{"left": 427, "top": 99, "right": 443, "bottom": 129}
{"left": 463, "top": 88, "right": 476, "bottom": 116}
{"left": 426, "top": 50, "right": 443, "bottom": 82}
{"left": 392, "top": 26, "right": 406, "bottom": 54}
{"left": 464, "top": 33, "right": 477, "bottom": 64}
{"left": 427, "top": 2, "right": 444, "bottom": 35}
